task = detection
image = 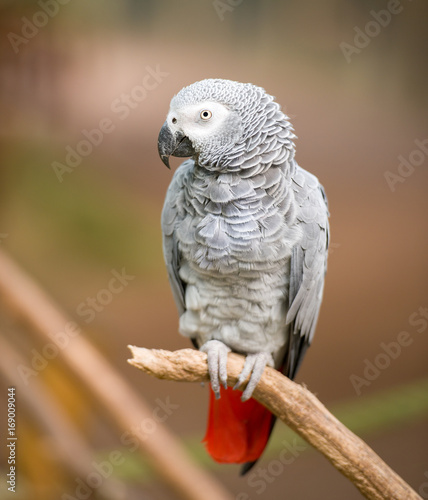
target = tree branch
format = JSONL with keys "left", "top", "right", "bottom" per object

{"left": 0, "top": 250, "right": 234, "bottom": 500}
{"left": 128, "top": 346, "right": 422, "bottom": 500}
{"left": 0, "top": 335, "right": 129, "bottom": 500}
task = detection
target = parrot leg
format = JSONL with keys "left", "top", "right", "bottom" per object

{"left": 200, "top": 340, "right": 231, "bottom": 399}
{"left": 234, "top": 352, "right": 274, "bottom": 401}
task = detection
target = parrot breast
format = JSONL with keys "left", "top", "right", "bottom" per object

{"left": 176, "top": 161, "right": 302, "bottom": 355}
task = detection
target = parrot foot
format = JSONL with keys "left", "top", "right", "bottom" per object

{"left": 200, "top": 340, "right": 231, "bottom": 399}
{"left": 234, "top": 352, "right": 274, "bottom": 402}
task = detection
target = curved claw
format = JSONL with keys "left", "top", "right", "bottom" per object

{"left": 234, "top": 352, "right": 274, "bottom": 402}
{"left": 233, "top": 358, "right": 254, "bottom": 391}
{"left": 200, "top": 340, "right": 231, "bottom": 399}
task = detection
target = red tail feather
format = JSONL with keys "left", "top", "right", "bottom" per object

{"left": 203, "top": 386, "right": 273, "bottom": 463}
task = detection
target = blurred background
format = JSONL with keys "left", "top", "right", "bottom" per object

{"left": 0, "top": 1, "right": 427, "bottom": 499}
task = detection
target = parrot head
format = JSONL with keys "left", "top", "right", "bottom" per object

{"left": 158, "top": 79, "right": 247, "bottom": 169}
{"left": 158, "top": 78, "right": 293, "bottom": 170}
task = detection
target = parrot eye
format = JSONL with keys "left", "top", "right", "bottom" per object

{"left": 200, "top": 110, "right": 212, "bottom": 121}
{"left": 171, "top": 117, "right": 177, "bottom": 124}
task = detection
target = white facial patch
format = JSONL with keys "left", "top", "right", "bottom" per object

{"left": 167, "top": 101, "right": 237, "bottom": 149}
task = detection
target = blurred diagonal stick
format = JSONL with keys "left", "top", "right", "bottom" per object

{"left": 0, "top": 335, "right": 130, "bottom": 500}
{"left": 0, "top": 250, "right": 234, "bottom": 500}
{"left": 128, "top": 347, "right": 423, "bottom": 500}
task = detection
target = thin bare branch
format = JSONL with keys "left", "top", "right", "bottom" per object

{"left": 0, "top": 335, "right": 129, "bottom": 500}
{"left": 0, "top": 250, "right": 233, "bottom": 500}
{"left": 128, "top": 346, "right": 422, "bottom": 500}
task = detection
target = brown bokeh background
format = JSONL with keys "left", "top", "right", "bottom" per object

{"left": 0, "top": 1, "right": 427, "bottom": 499}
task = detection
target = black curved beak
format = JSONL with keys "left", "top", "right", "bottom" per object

{"left": 157, "top": 121, "right": 195, "bottom": 169}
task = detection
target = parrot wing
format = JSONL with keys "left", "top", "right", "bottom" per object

{"left": 284, "top": 166, "right": 329, "bottom": 379}
{"left": 161, "top": 159, "right": 194, "bottom": 317}
{"left": 240, "top": 165, "right": 330, "bottom": 475}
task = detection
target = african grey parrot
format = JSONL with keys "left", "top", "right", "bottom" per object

{"left": 158, "top": 79, "right": 329, "bottom": 472}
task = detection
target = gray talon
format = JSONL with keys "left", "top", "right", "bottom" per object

{"left": 201, "top": 342, "right": 273, "bottom": 400}
{"left": 233, "top": 359, "right": 253, "bottom": 390}
{"left": 200, "top": 340, "right": 231, "bottom": 397}
{"left": 236, "top": 352, "right": 274, "bottom": 401}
